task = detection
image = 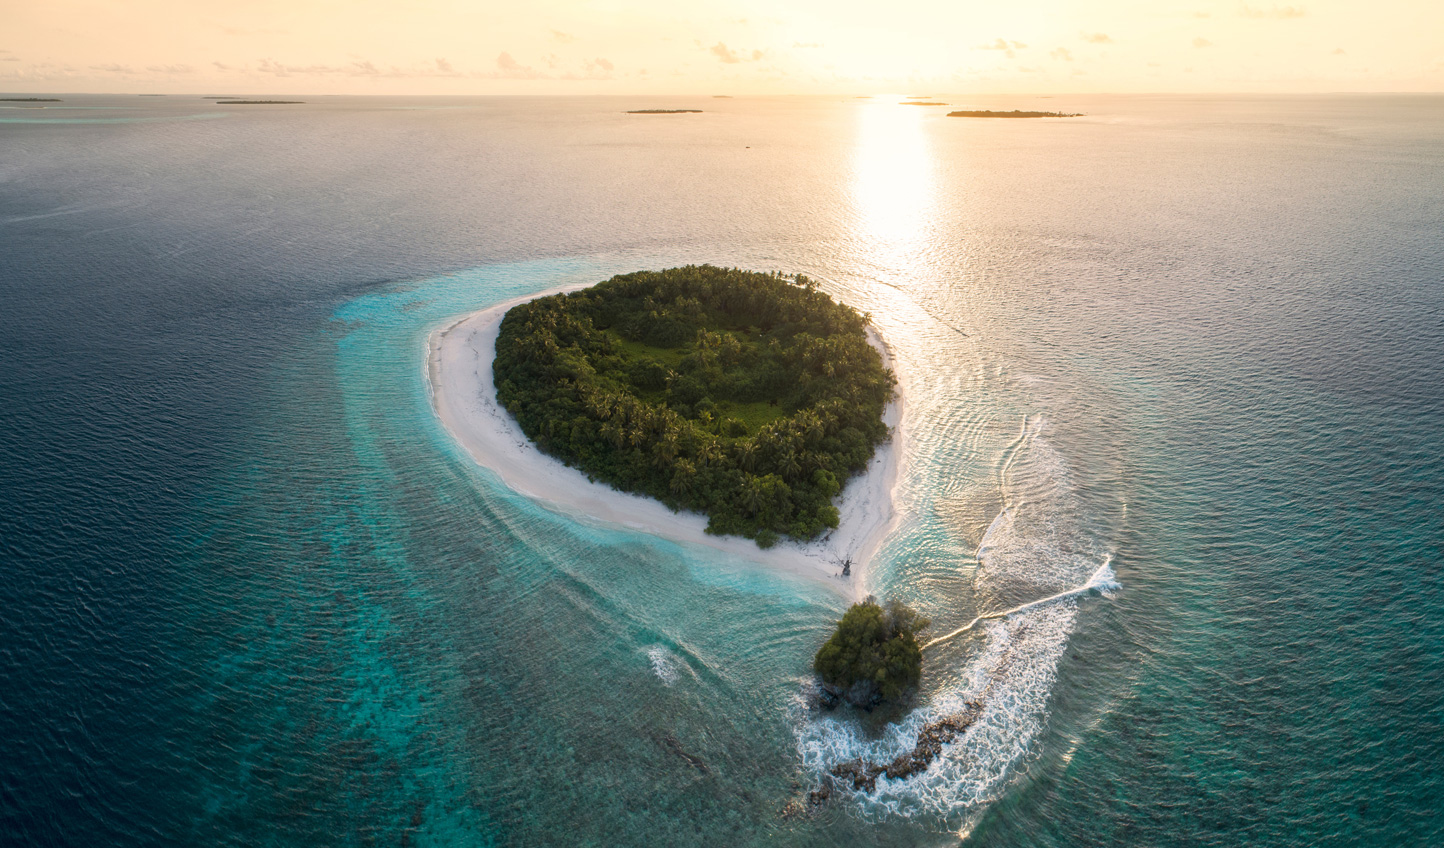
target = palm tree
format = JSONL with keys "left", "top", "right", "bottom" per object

{"left": 653, "top": 431, "right": 679, "bottom": 467}
{"left": 780, "top": 450, "right": 802, "bottom": 482}
{"left": 801, "top": 412, "right": 824, "bottom": 445}
{"left": 741, "top": 477, "right": 765, "bottom": 515}
{"left": 695, "top": 440, "right": 722, "bottom": 468}
{"left": 670, "top": 460, "right": 696, "bottom": 496}
{"left": 736, "top": 441, "right": 757, "bottom": 472}
{"left": 601, "top": 421, "right": 625, "bottom": 449}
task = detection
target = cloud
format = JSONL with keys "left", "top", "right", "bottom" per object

{"left": 710, "top": 42, "right": 741, "bottom": 63}
{"left": 1332, "top": 47, "right": 1345, "bottom": 55}
{"left": 489, "top": 52, "right": 553, "bottom": 80}
{"left": 436, "top": 57, "right": 454, "bottom": 73}
{"left": 90, "top": 63, "right": 136, "bottom": 73}
{"left": 550, "top": 29, "right": 575, "bottom": 43}
{"left": 1051, "top": 47, "right": 1073, "bottom": 61}
{"left": 977, "top": 38, "right": 1026, "bottom": 58}
{"left": 213, "top": 61, "right": 230, "bottom": 70}
{"left": 1241, "top": 5, "right": 1306, "bottom": 18}
{"left": 497, "top": 52, "right": 525, "bottom": 71}
{"left": 587, "top": 57, "right": 614, "bottom": 72}
{"left": 1193, "top": 37, "right": 1213, "bottom": 47}
{"left": 707, "top": 42, "right": 763, "bottom": 64}
{"left": 257, "top": 58, "right": 334, "bottom": 76}
{"left": 1194, "top": 11, "right": 1212, "bottom": 17}
{"left": 254, "top": 57, "right": 440, "bottom": 78}
{"left": 1, "top": 62, "right": 80, "bottom": 81}
{"left": 792, "top": 41, "right": 822, "bottom": 48}
{"left": 1081, "top": 32, "right": 1113, "bottom": 44}
{"left": 145, "top": 64, "right": 194, "bottom": 74}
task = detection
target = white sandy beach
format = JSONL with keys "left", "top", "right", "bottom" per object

{"left": 426, "top": 288, "right": 904, "bottom": 591}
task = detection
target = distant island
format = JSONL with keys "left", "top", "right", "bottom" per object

{"left": 900, "top": 101, "right": 949, "bottom": 106}
{"left": 214, "top": 100, "right": 305, "bottom": 105}
{"left": 0, "top": 98, "right": 61, "bottom": 102}
{"left": 948, "top": 109, "right": 1083, "bottom": 118}
{"left": 493, "top": 266, "right": 894, "bottom": 547}
{"left": 625, "top": 109, "right": 703, "bottom": 114}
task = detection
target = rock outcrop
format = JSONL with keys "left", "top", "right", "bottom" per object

{"left": 828, "top": 702, "right": 983, "bottom": 792}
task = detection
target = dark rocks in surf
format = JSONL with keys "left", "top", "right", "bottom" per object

{"left": 661, "top": 732, "right": 710, "bottom": 775}
{"left": 828, "top": 703, "right": 983, "bottom": 792}
{"left": 804, "top": 676, "right": 875, "bottom": 711}
{"left": 805, "top": 781, "right": 832, "bottom": 808}
{"left": 814, "top": 684, "right": 841, "bottom": 710}
{"left": 831, "top": 680, "right": 887, "bottom": 710}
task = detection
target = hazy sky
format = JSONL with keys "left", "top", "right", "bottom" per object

{"left": 4, "top": 0, "right": 1442, "bottom": 94}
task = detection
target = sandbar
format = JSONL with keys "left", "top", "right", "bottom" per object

{"left": 426, "top": 287, "right": 904, "bottom": 592}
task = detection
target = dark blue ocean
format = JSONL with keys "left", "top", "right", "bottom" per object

{"left": 2, "top": 93, "right": 1442, "bottom": 845}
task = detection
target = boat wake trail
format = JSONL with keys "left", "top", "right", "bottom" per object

{"left": 921, "top": 559, "right": 1120, "bottom": 650}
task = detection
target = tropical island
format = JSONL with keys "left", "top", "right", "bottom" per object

{"left": 492, "top": 266, "right": 894, "bottom": 547}
{"left": 814, "top": 596, "right": 929, "bottom": 708}
{"left": 214, "top": 100, "right": 306, "bottom": 105}
{"left": 948, "top": 109, "right": 1082, "bottom": 118}
{"left": 625, "top": 109, "right": 703, "bottom": 114}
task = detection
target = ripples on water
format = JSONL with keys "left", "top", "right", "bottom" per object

{"left": 2, "top": 94, "right": 1442, "bottom": 846}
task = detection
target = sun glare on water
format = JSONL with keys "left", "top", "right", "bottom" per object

{"left": 850, "top": 97, "right": 937, "bottom": 276}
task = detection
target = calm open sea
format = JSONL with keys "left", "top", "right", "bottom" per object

{"left": 2, "top": 93, "right": 1442, "bottom": 846}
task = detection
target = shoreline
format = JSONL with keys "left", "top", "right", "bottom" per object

{"left": 425, "top": 287, "right": 904, "bottom": 593}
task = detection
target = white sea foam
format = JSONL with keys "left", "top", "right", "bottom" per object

{"left": 797, "top": 604, "right": 1078, "bottom": 823}
{"left": 646, "top": 645, "right": 681, "bottom": 686}
{"left": 796, "top": 415, "right": 1119, "bottom": 828}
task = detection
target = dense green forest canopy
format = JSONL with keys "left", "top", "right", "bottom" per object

{"left": 492, "top": 265, "right": 894, "bottom": 545}
{"left": 814, "top": 597, "right": 930, "bottom": 704}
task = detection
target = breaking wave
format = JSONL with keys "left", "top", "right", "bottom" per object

{"left": 796, "top": 415, "right": 1119, "bottom": 829}
{"left": 646, "top": 645, "right": 681, "bottom": 686}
